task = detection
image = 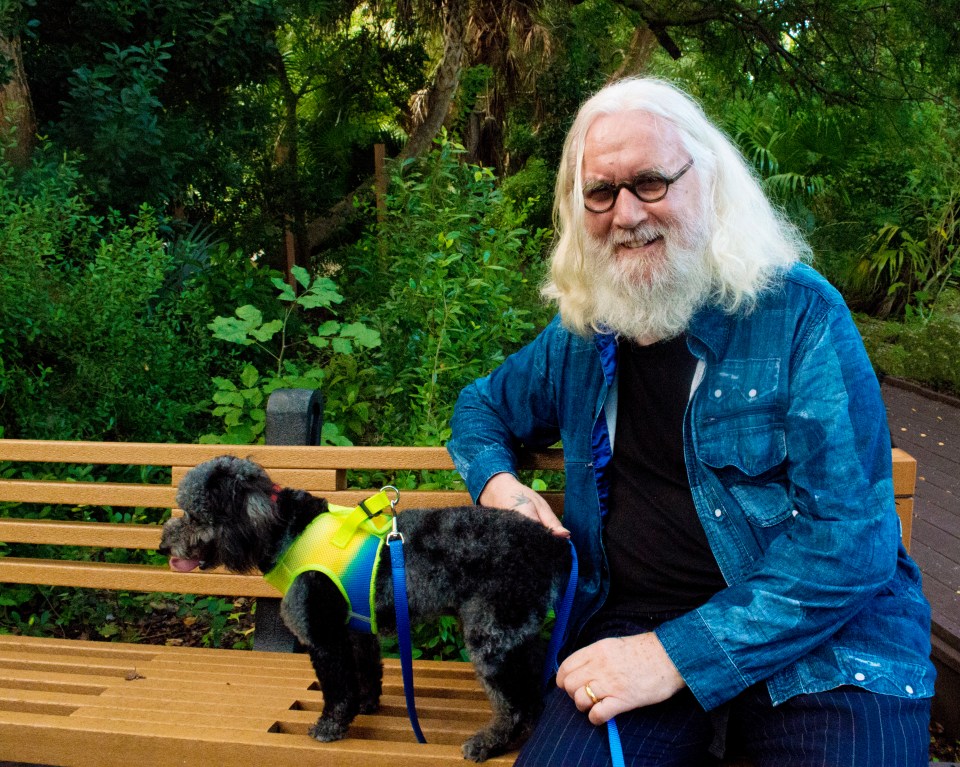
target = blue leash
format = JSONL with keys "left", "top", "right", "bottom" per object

{"left": 542, "top": 539, "right": 579, "bottom": 688}
{"left": 544, "top": 540, "right": 625, "bottom": 767}
{"left": 387, "top": 533, "right": 427, "bottom": 743}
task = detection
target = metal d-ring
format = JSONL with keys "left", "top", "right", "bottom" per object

{"left": 381, "top": 485, "right": 403, "bottom": 542}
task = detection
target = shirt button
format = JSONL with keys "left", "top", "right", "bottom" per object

{"left": 714, "top": 389, "right": 722, "bottom": 398}
{"left": 905, "top": 685, "right": 914, "bottom": 694}
{"left": 792, "top": 509, "right": 799, "bottom": 517}
{"left": 714, "top": 509, "right": 723, "bottom": 518}
{"left": 854, "top": 672, "right": 866, "bottom": 681}
{"left": 748, "top": 388, "right": 758, "bottom": 398}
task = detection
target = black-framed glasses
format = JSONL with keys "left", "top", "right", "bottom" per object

{"left": 582, "top": 159, "right": 694, "bottom": 213}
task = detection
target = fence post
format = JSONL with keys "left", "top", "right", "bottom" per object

{"left": 253, "top": 388, "right": 324, "bottom": 652}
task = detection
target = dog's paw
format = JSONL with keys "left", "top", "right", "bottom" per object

{"left": 309, "top": 717, "right": 348, "bottom": 742}
{"left": 462, "top": 732, "right": 503, "bottom": 763}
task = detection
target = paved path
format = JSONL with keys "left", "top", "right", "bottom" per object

{"left": 881, "top": 378, "right": 960, "bottom": 647}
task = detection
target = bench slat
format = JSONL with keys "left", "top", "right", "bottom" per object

{"left": 0, "top": 558, "right": 277, "bottom": 597}
{"left": 0, "top": 518, "right": 162, "bottom": 548}
{"left": 0, "top": 439, "right": 564, "bottom": 470}
{"left": 0, "top": 479, "right": 174, "bottom": 507}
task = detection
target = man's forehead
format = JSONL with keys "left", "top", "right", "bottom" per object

{"left": 582, "top": 111, "right": 685, "bottom": 170}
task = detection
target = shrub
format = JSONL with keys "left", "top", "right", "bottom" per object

{"left": 341, "top": 134, "right": 552, "bottom": 447}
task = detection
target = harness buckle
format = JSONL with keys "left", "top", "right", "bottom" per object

{"left": 382, "top": 485, "right": 403, "bottom": 543}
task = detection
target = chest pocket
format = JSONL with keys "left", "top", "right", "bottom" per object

{"left": 693, "top": 358, "right": 790, "bottom": 526}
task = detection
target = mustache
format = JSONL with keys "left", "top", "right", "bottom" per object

{"left": 608, "top": 226, "right": 665, "bottom": 249}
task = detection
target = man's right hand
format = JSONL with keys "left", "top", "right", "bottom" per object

{"left": 478, "top": 472, "right": 570, "bottom": 538}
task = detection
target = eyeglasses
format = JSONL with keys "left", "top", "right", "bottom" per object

{"left": 582, "top": 159, "right": 694, "bottom": 213}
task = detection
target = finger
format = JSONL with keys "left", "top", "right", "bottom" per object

{"left": 533, "top": 502, "right": 570, "bottom": 537}
{"left": 573, "top": 684, "right": 599, "bottom": 713}
{"left": 555, "top": 643, "right": 595, "bottom": 690}
{"left": 588, "top": 696, "right": 622, "bottom": 725}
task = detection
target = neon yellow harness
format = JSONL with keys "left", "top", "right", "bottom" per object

{"left": 263, "top": 491, "right": 395, "bottom": 634}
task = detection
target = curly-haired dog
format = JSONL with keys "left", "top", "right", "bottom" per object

{"left": 158, "top": 455, "right": 572, "bottom": 762}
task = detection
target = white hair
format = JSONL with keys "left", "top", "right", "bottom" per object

{"left": 543, "top": 77, "right": 811, "bottom": 338}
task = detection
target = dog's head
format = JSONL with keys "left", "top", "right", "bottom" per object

{"left": 159, "top": 455, "right": 281, "bottom": 574}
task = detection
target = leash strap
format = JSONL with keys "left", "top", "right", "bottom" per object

{"left": 540, "top": 541, "right": 624, "bottom": 767}
{"left": 606, "top": 718, "right": 625, "bottom": 767}
{"left": 542, "top": 539, "right": 579, "bottom": 689}
{"left": 388, "top": 534, "right": 427, "bottom": 744}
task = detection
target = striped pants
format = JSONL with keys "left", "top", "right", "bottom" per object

{"left": 518, "top": 613, "right": 931, "bottom": 767}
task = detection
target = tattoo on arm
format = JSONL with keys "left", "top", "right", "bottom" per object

{"left": 510, "top": 493, "right": 531, "bottom": 509}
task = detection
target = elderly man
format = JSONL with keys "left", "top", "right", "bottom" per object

{"left": 447, "top": 77, "right": 935, "bottom": 766}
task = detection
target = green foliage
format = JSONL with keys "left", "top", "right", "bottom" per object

{"left": 857, "top": 291, "right": 960, "bottom": 396}
{"left": 380, "top": 615, "right": 470, "bottom": 662}
{"left": 341, "top": 134, "right": 551, "bottom": 446}
{"left": 845, "top": 121, "right": 960, "bottom": 319}
{"left": 203, "top": 265, "right": 381, "bottom": 445}
{"left": 58, "top": 40, "right": 180, "bottom": 206}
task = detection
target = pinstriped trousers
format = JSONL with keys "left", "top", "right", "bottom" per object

{"left": 518, "top": 614, "right": 931, "bottom": 767}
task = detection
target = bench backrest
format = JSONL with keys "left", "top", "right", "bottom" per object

{"left": 0, "top": 440, "right": 917, "bottom": 600}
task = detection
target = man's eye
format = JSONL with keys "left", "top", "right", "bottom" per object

{"left": 584, "top": 185, "right": 614, "bottom": 201}
{"left": 633, "top": 176, "right": 666, "bottom": 194}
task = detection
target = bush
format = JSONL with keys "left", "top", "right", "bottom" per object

{"left": 856, "top": 294, "right": 960, "bottom": 397}
{"left": 340, "top": 134, "right": 552, "bottom": 446}
{"left": 0, "top": 147, "right": 276, "bottom": 442}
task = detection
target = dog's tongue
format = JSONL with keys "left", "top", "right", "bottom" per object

{"left": 169, "top": 557, "right": 201, "bottom": 572}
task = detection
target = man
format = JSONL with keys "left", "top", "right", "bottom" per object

{"left": 447, "top": 77, "right": 935, "bottom": 766}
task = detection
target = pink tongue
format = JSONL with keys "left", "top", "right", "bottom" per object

{"left": 169, "top": 557, "right": 201, "bottom": 572}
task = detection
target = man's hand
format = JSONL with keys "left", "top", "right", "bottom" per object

{"left": 556, "top": 633, "right": 686, "bottom": 724}
{"left": 478, "top": 472, "right": 570, "bottom": 538}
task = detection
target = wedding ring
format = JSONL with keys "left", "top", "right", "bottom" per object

{"left": 584, "top": 684, "right": 600, "bottom": 705}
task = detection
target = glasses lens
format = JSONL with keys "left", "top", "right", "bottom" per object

{"left": 584, "top": 185, "right": 615, "bottom": 212}
{"left": 633, "top": 176, "right": 668, "bottom": 201}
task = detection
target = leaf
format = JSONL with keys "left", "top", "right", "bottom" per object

{"left": 291, "top": 265, "right": 311, "bottom": 290}
{"left": 332, "top": 338, "right": 353, "bottom": 354}
{"left": 250, "top": 319, "right": 283, "bottom": 342}
{"left": 315, "top": 320, "right": 341, "bottom": 336}
{"left": 298, "top": 277, "right": 345, "bottom": 310}
{"left": 340, "top": 323, "right": 381, "bottom": 349}
{"left": 209, "top": 316, "right": 254, "bottom": 345}
{"left": 239, "top": 365, "right": 260, "bottom": 388}
{"left": 271, "top": 277, "right": 296, "bottom": 301}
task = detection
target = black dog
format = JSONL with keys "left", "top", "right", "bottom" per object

{"left": 159, "top": 455, "right": 572, "bottom": 761}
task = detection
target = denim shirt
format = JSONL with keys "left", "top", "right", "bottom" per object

{"left": 447, "top": 263, "right": 935, "bottom": 710}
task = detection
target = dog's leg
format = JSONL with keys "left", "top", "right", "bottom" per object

{"left": 459, "top": 604, "right": 548, "bottom": 762}
{"left": 282, "top": 572, "right": 362, "bottom": 742}
{"left": 350, "top": 633, "right": 383, "bottom": 714}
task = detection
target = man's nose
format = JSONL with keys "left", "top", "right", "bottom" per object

{"left": 611, "top": 187, "right": 650, "bottom": 228}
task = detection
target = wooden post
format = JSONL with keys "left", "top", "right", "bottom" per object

{"left": 374, "top": 143, "right": 387, "bottom": 225}
{"left": 284, "top": 217, "right": 297, "bottom": 290}
{"left": 374, "top": 143, "right": 387, "bottom": 262}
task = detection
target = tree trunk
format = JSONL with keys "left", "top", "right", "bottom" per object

{"left": 306, "top": 0, "right": 469, "bottom": 253}
{"left": 607, "top": 26, "right": 659, "bottom": 82}
{"left": 398, "top": 0, "right": 468, "bottom": 160}
{"left": 0, "top": 32, "right": 36, "bottom": 167}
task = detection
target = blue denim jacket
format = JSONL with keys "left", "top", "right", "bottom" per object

{"left": 448, "top": 263, "right": 935, "bottom": 710}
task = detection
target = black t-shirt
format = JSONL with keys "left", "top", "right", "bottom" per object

{"left": 604, "top": 335, "right": 726, "bottom": 613}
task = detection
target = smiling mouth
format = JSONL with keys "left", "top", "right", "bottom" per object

{"left": 616, "top": 234, "right": 663, "bottom": 251}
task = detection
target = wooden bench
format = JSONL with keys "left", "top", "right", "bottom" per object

{"left": 0, "top": 434, "right": 918, "bottom": 766}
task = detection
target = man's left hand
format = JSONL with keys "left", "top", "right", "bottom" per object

{"left": 556, "top": 632, "right": 686, "bottom": 724}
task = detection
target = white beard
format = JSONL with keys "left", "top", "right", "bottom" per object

{"left": 583, "top": 220, "right": 713, "bottom": 343}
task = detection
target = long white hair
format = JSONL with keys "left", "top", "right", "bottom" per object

{"left": 543, "top": 77, "right": 810, "bottom": 337}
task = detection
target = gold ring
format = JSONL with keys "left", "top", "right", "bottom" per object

{"left": 584, "top": 684, "right": 600, "bottom": 705}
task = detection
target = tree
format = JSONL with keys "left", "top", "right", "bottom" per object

{"left": 0, "top": 0, "right": 35, "bottom": 166}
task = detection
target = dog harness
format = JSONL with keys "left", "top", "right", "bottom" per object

{"left": 263, "top": 491, "right": 395, "bottom": 634}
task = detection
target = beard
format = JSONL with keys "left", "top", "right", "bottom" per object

{"left": 582, "top": 218, "right": 713, "bottom": 343}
